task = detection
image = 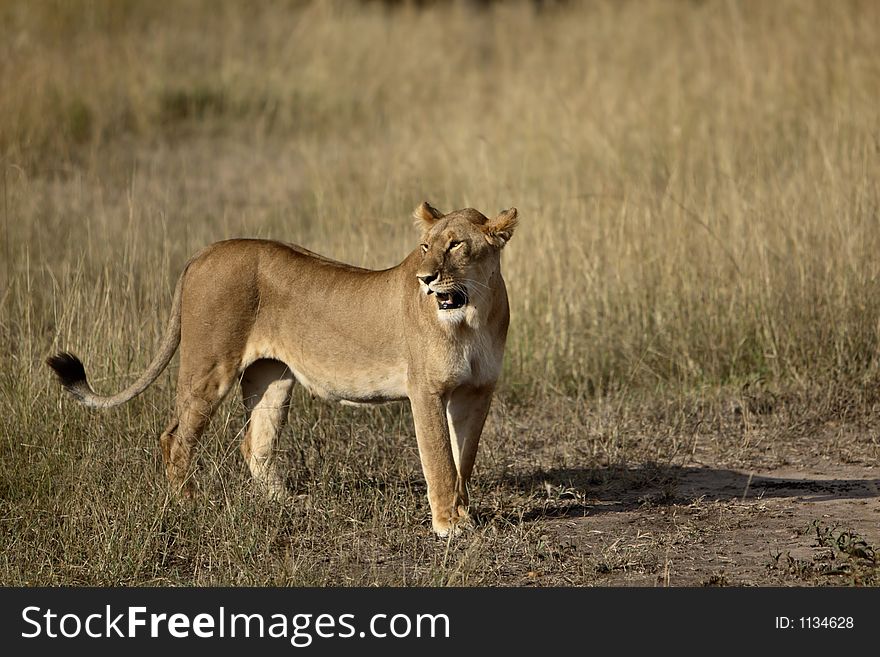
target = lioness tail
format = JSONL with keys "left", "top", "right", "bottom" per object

{"left": 47, "top": 272, "right": 185, "bottom": 409}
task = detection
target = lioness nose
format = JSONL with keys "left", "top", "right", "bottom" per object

{"left": 418, "top": 273, "right": 437, "bottom": 286}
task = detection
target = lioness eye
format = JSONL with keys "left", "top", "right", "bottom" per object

{"left": 420, "top": 243, "right": 429, "bottom": 253}
{"left": 449, "top": 240, "right": 463, "bottom": 251}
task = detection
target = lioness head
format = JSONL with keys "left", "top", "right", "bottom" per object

{"left": 413, "top": 201, "right": 518, "bottom": 323}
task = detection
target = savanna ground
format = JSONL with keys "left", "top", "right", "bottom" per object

{"left": 1, "top": 0, "right": 879, "bottom": 586}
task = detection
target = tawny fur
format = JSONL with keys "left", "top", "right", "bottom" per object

{"left": 47, "top": 202, "right": 517, "bottom": 536}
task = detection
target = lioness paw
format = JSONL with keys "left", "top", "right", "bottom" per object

{"left": 432, "top": 510, "right": 473, "bottom": 538}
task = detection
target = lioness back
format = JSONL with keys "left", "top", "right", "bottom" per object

{"left": 183, "top": 238, "right": 412, "bottom": 404}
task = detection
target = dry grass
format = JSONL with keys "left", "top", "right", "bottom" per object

{"left": 1, "top": 0, "right": 879, "bottom": 586}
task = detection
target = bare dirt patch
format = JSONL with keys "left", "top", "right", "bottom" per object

{"left": 542, "top": 462, "right": 879, "bottom": 586}
{"left": 461, "top": 392, "right": 880, "bottom": 587}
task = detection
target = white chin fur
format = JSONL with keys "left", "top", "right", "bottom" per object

{"left": 437, "top": 306, "right": 469, "bottom": 326}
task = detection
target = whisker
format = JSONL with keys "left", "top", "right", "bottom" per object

{"left": 453, "top": 281, "right": 487, "bottom": 305}
{"left": 457, "top": 277, "right": 491, "bottom": 291}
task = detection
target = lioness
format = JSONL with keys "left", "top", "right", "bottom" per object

{"left": 47, "top": 202, "right": 517, "bottom": 536}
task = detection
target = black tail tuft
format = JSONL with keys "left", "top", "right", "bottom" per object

{"left": 46, "top": 352, "right": 87, "bottom": 389}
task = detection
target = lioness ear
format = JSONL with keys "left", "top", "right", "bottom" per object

{"left": 483, "top": 208, "right": 518, "bottom": 247}
{"left": 413, "top": 201, "right": 444, "bottom": 231}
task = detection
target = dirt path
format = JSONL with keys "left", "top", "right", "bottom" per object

{"left": 548, "top": 463, "right": 880, "bottom": 586}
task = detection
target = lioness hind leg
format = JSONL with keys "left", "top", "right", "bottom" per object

{"left": 160, "top": 358, "right": 237, "bottom": 496}
{"left": 240, "top": 359, "right": 294, "bottom": 500}
{"left": 446, "top": 385, "right": 494, "bottom": 517}
{"left": 160, "top": 395, "right": 218, "bottom": 497}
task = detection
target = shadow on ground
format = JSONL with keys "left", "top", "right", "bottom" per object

{"left": 493, "top": 465, "right": 880, "bottom": 522}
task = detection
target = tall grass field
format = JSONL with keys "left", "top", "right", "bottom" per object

{"left": 1, "top": 0, "right": 879, "bottom": 586}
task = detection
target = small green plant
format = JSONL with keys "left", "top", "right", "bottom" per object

{"left": 808, "top": 520, "right": 877, "bottom": 565}
{"left": 768, "top": 522, "right": 880, "bottom": 585}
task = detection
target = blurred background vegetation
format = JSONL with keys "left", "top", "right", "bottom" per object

{"left": 3, "top": 0, "right": 879, "bottom": 401}
{"left": 2, "top": 0, "right": 879, "bottom": 587}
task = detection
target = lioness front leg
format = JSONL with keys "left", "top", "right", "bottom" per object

{"left": 446, "top": 385, "right": 494, "bottom": 514}
{"left": 408, "top": 388, "right": 461, "bottom": 536}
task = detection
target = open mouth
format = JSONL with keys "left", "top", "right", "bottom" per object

{"left": 431, "top": 289, "right": 468, "bottom": 311}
